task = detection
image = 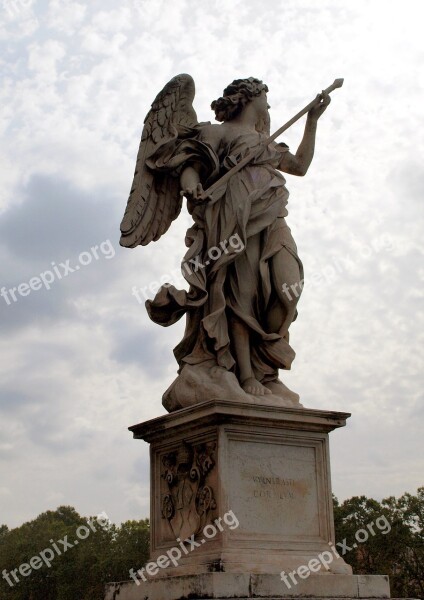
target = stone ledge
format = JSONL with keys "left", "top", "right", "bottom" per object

{"left": 104, "top": 573, "right": 390, "bottom": 600}
{"left": 129, "top": 399, "right": 351, "bottom": 443}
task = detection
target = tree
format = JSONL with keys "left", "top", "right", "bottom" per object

{"left": 0, "top": 525, "right": 8, "bottom": 538}
{"left": 2, "top": 491, "right": 422, "bottom": 599}
{"left": 0, "top": 507, "right": 150, "bottom": 600}
{"left": 334, "top": 487, "right": 424, "bottom": 598}
{"left": 381, "top": 488, "right": 424, "bottom": 598}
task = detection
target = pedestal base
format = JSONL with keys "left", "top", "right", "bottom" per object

{"left": 129, "top": 400, "right": 353, "bottom": 577}
{"left": 110, "top": 400, "right": 390, "bottom": 600}
{"left": 105, "top": 572, "right": 390, "bottom": 600}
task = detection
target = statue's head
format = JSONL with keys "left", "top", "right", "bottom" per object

{"left": 211, "top": 77, "right": 269, "bottom": 122}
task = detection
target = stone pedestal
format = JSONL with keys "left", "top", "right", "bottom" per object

{"left": 105, "top": 400, "right": 390, "bottom": 599}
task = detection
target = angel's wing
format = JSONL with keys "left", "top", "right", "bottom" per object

{"left": 120, "top": 74, "right": 198, "bottom": 248}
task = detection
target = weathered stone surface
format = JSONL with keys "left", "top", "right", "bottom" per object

{"left": 111, "top": 402, "right": 391, "bottom": 600}
{"left": 128, "top": 400, "right": 352, "bottom": 577}
{"left": 357, "top": 575, "right": 392, "bottom": 598}
{"left": 104, "top": 572, "right": 390, "bottom": 600}
{"left": 162, "top": 361, "right": 302, "bottom": 412}
{"left": 252, "top": 573, "right": 390, "bottom": 597}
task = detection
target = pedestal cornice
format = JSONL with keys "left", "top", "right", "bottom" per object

{"left": 129, "top": 400, "right": 351, "bottom": 443}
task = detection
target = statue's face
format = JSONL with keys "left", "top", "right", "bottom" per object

{"left": 251, "top": 90, "right": 270, "bottom": 114}
{"left": 252, "top": 90, "right": 271, "bottom": 134}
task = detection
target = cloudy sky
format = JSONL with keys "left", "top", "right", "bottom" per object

{"left": 0, "top": 0, "right": 423, "bottom": 529}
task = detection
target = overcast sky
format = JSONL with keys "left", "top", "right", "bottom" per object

{"left": 0, "top": 0, "right": 423, "bottom": 529}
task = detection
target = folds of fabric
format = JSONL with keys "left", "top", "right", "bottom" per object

{"left": 146, "top": 129, "right": 302, "bottom": 381}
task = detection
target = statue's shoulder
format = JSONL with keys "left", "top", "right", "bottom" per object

{"left": 197, "top": 122, "right": 222, "bottom": 138}
{"left": 196, "top": 122, "right": 224, "bottom": 151}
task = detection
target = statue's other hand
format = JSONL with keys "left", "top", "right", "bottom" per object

{"left": 308, "top": 90, "right": 331, "bottom": 121}
{"left": 180, "top": 183, "right": 211, "bottom": 204}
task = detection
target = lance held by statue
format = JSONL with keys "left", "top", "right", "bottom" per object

{"left": 120, "top": 75, "right": 343, "bottom": 411}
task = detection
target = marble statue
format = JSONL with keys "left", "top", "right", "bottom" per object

{"left": 120, "top": 75, "right": 340, "bottom": 411}
{"left": 112, "top": 75, "right": 392, "bottom": 599}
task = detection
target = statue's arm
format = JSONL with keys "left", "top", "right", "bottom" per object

{"left": 180, "top": 124, "right": 222, "bottom": 201}
{"left": 279, "top": 90, "right": 331, "bottom": 177}
{"left": 278, "top": 116, "right": 317, "bottom": 176}
{"left": 180, "top": 164, "right": 202, "bottom": 197}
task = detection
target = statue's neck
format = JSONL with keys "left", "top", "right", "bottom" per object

{"left": 229, "top": 104, "right": 259, "bottom": 131}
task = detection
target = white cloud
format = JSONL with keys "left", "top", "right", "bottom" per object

{"left": 0, "top": 0, "right": 39, "bottom": 40}
{"left": 46, "top": 0, "right": 87, "bottom": 34}
{"left": 0, "top": 0, "right": 423, "bottom": 528}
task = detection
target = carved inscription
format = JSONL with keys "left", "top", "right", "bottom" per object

{"left": 252, "top": 476, "right": 296, "bottom": 500}
{"left": 228, "top": 439, "right": 321, "bottom": 537}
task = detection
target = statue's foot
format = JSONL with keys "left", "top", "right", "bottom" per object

{"left": 242, "top": 377, "right": 272, "bottom": 396}
{"left": 263, "top": 378, "right": 301, "bottom": 405}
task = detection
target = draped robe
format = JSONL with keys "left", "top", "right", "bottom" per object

{"left": 146, "top": 126, "right": 304, "bottom": 383}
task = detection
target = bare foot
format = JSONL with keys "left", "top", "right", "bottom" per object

{"left": 242, "top": 377, "right": 272, "bottom": 396}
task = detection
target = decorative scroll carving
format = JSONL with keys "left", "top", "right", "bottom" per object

{"left": 161, "top": 441, "right": 217, "bottom": 540}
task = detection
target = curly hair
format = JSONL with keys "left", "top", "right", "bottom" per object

{"left": 211, "top": 77, "right": 269, "bottom": 122}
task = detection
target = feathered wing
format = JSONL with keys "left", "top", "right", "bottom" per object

{"left": 120, "top": 74, "right": 198, "bottom": 248}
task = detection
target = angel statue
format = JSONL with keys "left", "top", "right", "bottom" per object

{"left": 120, "top": 74, "right": 338, "bottom": 412}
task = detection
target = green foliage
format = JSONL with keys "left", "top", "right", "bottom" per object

{"left": 334, "top": 487, "right": 424, "bottom": 599}
{"left": 0, "top": 525, "right": 8, "bottom": 538}
{"left": 0, "top": 506, "right": 149, "bottom": 600}
{"left": 1, "top": 490, "right": 422, "bottom": 599}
